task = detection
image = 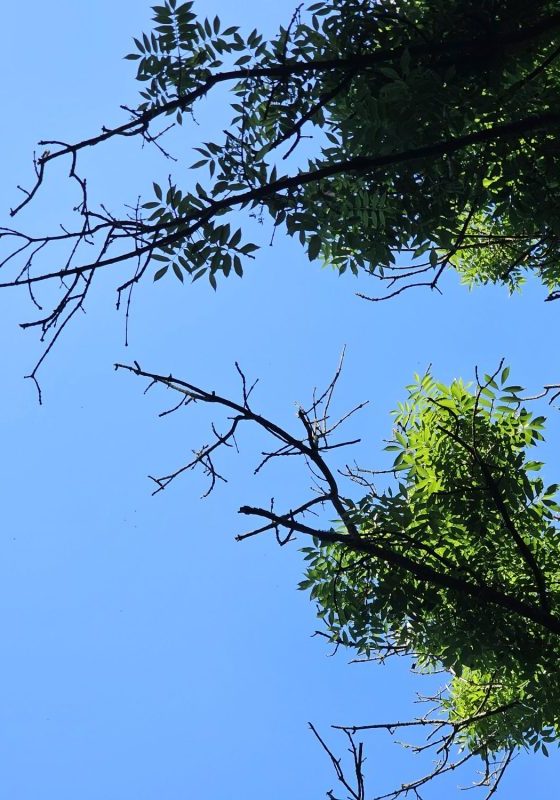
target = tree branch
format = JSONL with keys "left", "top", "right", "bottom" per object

{"left": 5, "top": 111, "right": 560, "bottom": 293}
{"left": 115, "top": 361, "right": 560, "bottom": 638}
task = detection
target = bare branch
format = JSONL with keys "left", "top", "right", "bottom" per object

{"left": 114, "top": 360, "right": 560, "bottom": 637}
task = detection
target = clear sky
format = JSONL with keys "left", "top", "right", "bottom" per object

{"left": 1, "top": 2, "right": 558, "bottom": 798}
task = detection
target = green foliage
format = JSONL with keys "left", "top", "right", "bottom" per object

{"left": 301, "top": 369, "right": 560, "bottom": 753}
{"left": 125, "top": 0, "right": 560, "bottom": 293}
{"left": 121, "top": 0, "right": 560, "bottom": 763}
{"left": 9, "top": 0, "right": 560, "bottom": 784}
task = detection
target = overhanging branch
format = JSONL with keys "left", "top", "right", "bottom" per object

{"left": 115, "top": 360, "right": 560, "bottom": 638}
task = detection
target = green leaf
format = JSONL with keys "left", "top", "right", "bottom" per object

{"left": 153, "top": 266, "right": 168, "bottom": 281}
{"left": 308, "top": 235, "right": 322, "bottom": 261}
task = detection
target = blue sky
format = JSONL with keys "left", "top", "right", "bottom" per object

{"left": 1, "top": 2, "right": 559, "bottom": 798}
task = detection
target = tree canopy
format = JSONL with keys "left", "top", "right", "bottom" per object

{"left": 2, "top": 1, "right": 560, "bottom": 797}
{"left": 3, "top": 0, "right": 560, "bottom": 377}
{"left": 303, "top": 367, "right": 560, "bottom": 755}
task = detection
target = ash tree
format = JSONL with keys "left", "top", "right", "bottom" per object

{"left": 2, "top": 0, "right": 560, "bottom": 797}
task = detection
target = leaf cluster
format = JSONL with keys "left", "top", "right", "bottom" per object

{"left": 124, "top": 0, "right": 560, "bottom": 292}
{"left": 301, "top": 368, "right": 560, "bottom": 753}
